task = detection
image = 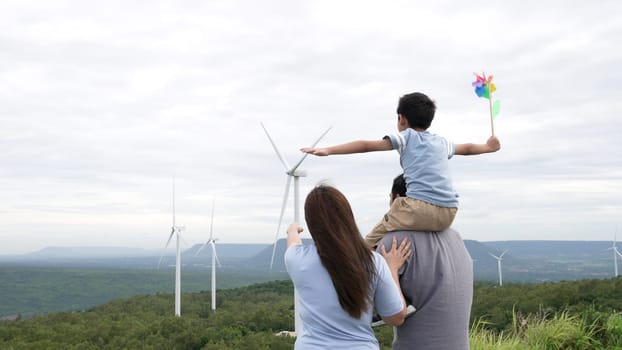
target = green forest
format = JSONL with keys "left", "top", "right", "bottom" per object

{"left": 0, "top": 266, "right": 289, "bottom": 318}
{"left": 2, "top": 278, "right": 622, "bottom": 349}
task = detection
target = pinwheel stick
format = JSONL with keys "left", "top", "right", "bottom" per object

{"left": 488, "top": 96, "right": 495, "bottom": 136}
{"left": 487, "top": 84, "right": 495, "bottom": 136}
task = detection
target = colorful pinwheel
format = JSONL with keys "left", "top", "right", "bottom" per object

{"left": 472, "top": 72, "right": 496, "bottom": 99}
{"left": 472, "top": 72, "right": 500, "bottom": 135}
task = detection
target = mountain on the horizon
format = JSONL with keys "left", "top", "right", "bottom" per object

{"left": 464, "top": 239, "right": 520, "bottom": 264}
{"left": 246, "top": 238, "right": 521, "bottom": 272}
{"left": 25, "top": 246, "right": 157, "bottom": 258}
{"left": 9, "top": 244, "right": 271, "bottom": 260}
{"left": 0, "top": 244, "right": 271, "bottom": 269}
{"left": 186, "top": 243, "right": 269, "bottom": 259}
{"left": 9, "top": 240, "right": 560, "bottom": 267}
{"left": 483, "top": 240, "right": 613, "bottom": 259}
{"left": 2, "top": 240, "right": 616, "bottom": 280}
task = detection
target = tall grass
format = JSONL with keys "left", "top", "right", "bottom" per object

{"left": 470, "top": 318, "right": 527, "bottom": 350}
{"left": 470, "top": 309, "right": 622, "bottom": 350}
{"left": 605, "top": 313, "right": 622, "bottom": 348}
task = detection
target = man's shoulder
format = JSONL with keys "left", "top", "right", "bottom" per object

{"left": 376, "top": 231, "right": 414, "bottom": 247}
{"left": 379, "top": 228, "right": 460, "bottom": 242}
{"left": 384, "top": 228, "right": 459, "bottom": 235}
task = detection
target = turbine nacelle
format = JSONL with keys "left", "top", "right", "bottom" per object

{"left": 195, "top": 238, "right": 219, "bottom": 255}
{"left": 604, "top": 245, "right": 621, "bottom": 257}
{"left": 489, "top": 249, "right": 508, "bottom": 261}
{"left": 288, "top": 169, "right": 307, "bottom": 177}
{"left": 196, "top": 199, "right": 219, "bottom": 257}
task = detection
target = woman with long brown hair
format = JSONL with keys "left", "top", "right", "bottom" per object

{"left": 285, "top": 184, "right": 410, "bottom": 349}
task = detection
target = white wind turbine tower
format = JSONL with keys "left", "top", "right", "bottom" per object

{"left": 157, "top": 179, "right": 186, "bottom": 317}
{"left": 196, "top": 199, "right": 221, "bottom": 310}
{"left": 261, "top": 121, "right": 332, "bottom": 336}
{"left": 489, "top": 250, "right": 508, "bottom": 286}
{"left": 606, "top": 232, "right": 622, "bottom": 277}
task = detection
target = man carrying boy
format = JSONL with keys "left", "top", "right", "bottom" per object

{"left": 301, "top": 92, "right": 500, "bottom": 248}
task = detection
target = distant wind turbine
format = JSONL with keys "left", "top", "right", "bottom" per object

{"left": 196, "top": 199, "right": 221, "bottom": 310}
{"left": 606, "top": 232, "right": 622, "bottom": 277}
{"left": 489, "top": 250, "right": 508, "bottom": 286}
{"left": 157, "top": 178, "right": 186, "bottom": 317}
{"left": 616, "top": 250, "right": 622, "bottom": 275}
{"left": 261, "top": 122, "right": 331, "bottom": 336}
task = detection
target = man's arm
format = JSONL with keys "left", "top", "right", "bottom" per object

{"left": 454, "top": 135, "right": 501, "bottom": 156}
{"left": 301, "top": 139, "right": 393, "bottom": 156}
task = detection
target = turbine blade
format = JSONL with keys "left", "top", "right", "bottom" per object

{"left": 260, "top": 122, "right": 291, "bottom": 171}
{"left": 270, "top": 176, "right": 291, "bottom": 270}
{"left": 172, "top": 177, "right": 176, "bottom": 227}
{"left": 211, "top": 242, "right": 222, "bottom": 267}
{"left": 215, "top": 252, "right": 222, "bottom": 267}
{"left": 208, "top": 199, "right": 215, "bottom": 241}
{"left": 195, "top": 242, "right": 208, "bottom": 256}
{"left": 166, "top": 228, "right": 176, "bottom": 246}
{"left": 157, "top": 255, "right": 166, "bottom": 270}
{"left": 290, "top": 125, "right": 332, "bottom": 173}
{"left": 179, "top": 232, "right": 189, "bottom": 247}
{"left": 157, "top": 229, "right": 176, "bottom": 269}
{"left": 499, "top": 250, "right": 508, "bottom": 258}
{"left": 616, "top": 248, "right": 622, "bottom": 259}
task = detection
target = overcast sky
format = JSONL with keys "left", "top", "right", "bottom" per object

{"left": 1, "top": 0, "right": 621, "bottom": 254}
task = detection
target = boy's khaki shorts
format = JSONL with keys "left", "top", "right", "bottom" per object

{"left": 365, "top": 197, "right": 457, "bottom": 248}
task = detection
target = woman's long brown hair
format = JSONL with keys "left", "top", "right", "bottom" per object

{"left": 304, "top": 185, "right": 377, "bottom": 319}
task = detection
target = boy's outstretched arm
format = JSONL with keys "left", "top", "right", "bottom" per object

{"left": 454, "top": 135, "right": 501, "bottom": 156}
{"left": 301, "top": 139, "right": 392, "bottom": 156}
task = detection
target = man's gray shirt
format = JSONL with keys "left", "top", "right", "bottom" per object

{"left": 377, "top": 228, "right": 473, "bottom": 350}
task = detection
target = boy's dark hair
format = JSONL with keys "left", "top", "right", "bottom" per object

{"left": 396, "top": 92, "right": 436, "bottom": 129}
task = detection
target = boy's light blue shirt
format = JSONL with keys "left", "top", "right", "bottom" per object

{"left": 385, "top": 129, "right": 458, "bottom": 208}
{"left": 285, "top": 243, "right": 404, "bottom": 350}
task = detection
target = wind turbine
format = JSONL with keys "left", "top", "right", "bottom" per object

{"left": 260, "top": 122, "right": 332, "bottom": 270}
{"left": 157, "top": 179, "right": 186, "bottom": 317}
{"left": 489, "top": 250, "right": 508, "bottom": 286}
{"left": 261, "top": 121, "right": 331, "bottom": 336}
{"left": 196, "top": 199, "right": 221, "bottom": 310}
{"left": 606, "top": 232, "right": 622, "bottom": 277}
